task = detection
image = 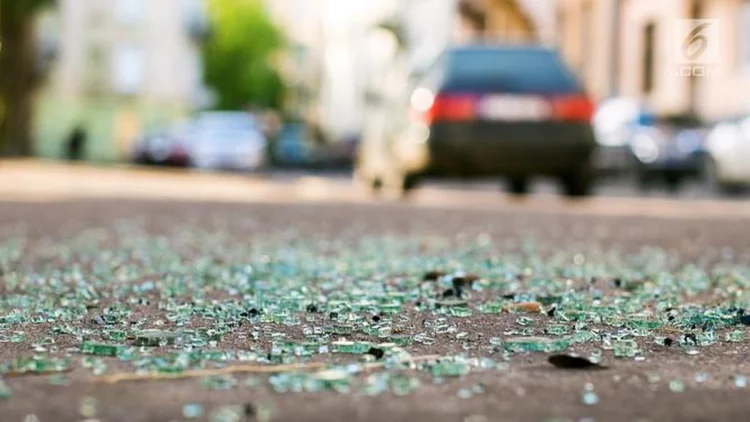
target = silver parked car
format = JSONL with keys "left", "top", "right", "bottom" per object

{"left": 190, "top": 112, "right": 267, "bottom": 172}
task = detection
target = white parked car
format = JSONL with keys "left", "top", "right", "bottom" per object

{"left": 189, "top": 112, "right": 267, "bottom": 172}
{"left": 704, "top": 116, "right": 750, "bottom": 193}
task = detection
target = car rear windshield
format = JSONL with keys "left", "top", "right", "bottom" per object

{"left": 443, "top": 47, "right": 581, "bottom": 94}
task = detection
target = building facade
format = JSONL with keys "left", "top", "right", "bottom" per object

{"left": 267, "top": 0, "right": 549, "bottom": 144}
{"left": 456, "top": 0, "right": 547, "bottom": 43}
{"left": 36, "top": 0, "right": 208, "bottom": 161}
{"left": 558, "top": 0, "right": 750, "bottom": 121}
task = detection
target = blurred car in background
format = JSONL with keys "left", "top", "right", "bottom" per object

{"left": 274, "top": 123, "right": 358, "bottom": 169}
{"left": 315, "top": 132, "right": 359, "bottom": 169}
{"left": 704, "top": 116, "right": 750, "bottom": 193}
{"left": 357, "top": 44, "right": 596, "bottom": 197}
{"left": 593, "top": 97, "right": 655, "bottom": 174}
{"left": 190, "top": 112, "right": 267, "bottom": 172}
{"left": 629, "top": 114, "right": 706, "bottom": 191}
{"left": 132, "top": 122, "right": 192, "bottom": 167}
{"left": 274, "top": 122, "right": 312, "bottom": 166}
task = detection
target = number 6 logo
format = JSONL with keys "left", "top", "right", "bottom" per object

{"left": 682, "top": 22, "right": 711, "bottom": 61}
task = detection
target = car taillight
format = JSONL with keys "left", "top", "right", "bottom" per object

{"left": 412, "top": 91, "right": 478, "bottom": 123}
{"left": 430, "top": 94, "right": 478, "bottom": 122}
{"left": 551, "top": 95, "right": 595, "bottom": 122}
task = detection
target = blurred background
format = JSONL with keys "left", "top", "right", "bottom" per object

{"left": 1, "top": 0, "right": 749, "bottom": 197}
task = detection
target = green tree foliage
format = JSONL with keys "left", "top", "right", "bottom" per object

{"left": 203, "top": 0, "right": 285, "bottom": 111}
{"left": 0, "top": 0, "right": 55, "bottom": 156}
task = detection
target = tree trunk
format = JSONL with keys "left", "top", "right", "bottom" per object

{"left": 0, "top": 9, "right": 37, "bottom": 157}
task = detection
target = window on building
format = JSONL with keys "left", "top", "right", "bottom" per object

{"left": 112, "top": 44, "right": 145, "bottom": 95}
{"left": 85, "top": 44, "right": 108, "bottom": 96}
{"left": 739, "top": 0, "right": 750, "bottom": 68}
{"left": 115, "top": 0, "right": 145, "bottom": 26}
{"left": 642, "top": 22, "right": 656, "bottom": 94}
{"left": 691, "top": 0, "right": 702, "bottom": 19}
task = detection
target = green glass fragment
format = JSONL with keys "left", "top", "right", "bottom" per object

{"left": 327, "top": 324, "right": 354, "bottom": 335}
{"left": 479, "top": 302, "right": 505, "bottom": 314}
{"left": 450, "top": 307, "right": 472, "bottom": 317}
{"left": 390, "top": 335, "right": 413, "bottom": 347}
{"left": 725, "top": 330, "right": 744, "bottom": 343}
{"left": 669, "top": 379, "right": 685, "bottom": 393}
{"left": 134, "top": 330, "right": 180, "bottom": 347}
{"left": 504, "top": 337, "right": 570, "bottom": 353}
{"left": 183, "top": 403, "right": 204, "bottom": 419}
{"left": 0, "top": 379, "right": 10, "bottom": 399}
{"left": 430, "top": 361, "right": 470, "bottom": 377}
{"left": 3, "top": 356, "right": 70, "bottom": 375}
{"left": 80, "top": 341, "right": 122, "bottom": 357}
{"left": 80, "top": 396, "right": 97, "bottom": 418}
{"left": 202, "top": 375, "right": 237, "bottom": 390}
{"left": 331, "top": 340, "right": 372, "bottom": 354}
{"left": 581, "top": 388, "right": 598, "bottom": 405}
{"left": 613, "top": 340, "right": 638, "bottom": 358}
{"left": 390, "top": 374, "right": 421, "bottom": 396}
{"left": 545, "top": 324, "right": 569, "bottom": 336}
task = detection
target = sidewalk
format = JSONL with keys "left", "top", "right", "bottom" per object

{"left": 0, "top": 159, "right": 351, "bottom": 203}
{"left": 2, "top": 159, "right": 750, "bottom": 220}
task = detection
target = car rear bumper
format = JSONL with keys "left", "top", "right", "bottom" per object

{"left": 636, "top": 152, "right": 704, "bottom": 175}
{"left": 594, "top": 145, "right": 632, "bottom": 173}
{"left": 422, "top": 122, "right": 596, "bottom": 176}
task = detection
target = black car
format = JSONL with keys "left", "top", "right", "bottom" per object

{"left": 356, "top": 44, "right": 597, "bottom": 197}
{"left": 629, "top": 114, "right": 707, "bottom": 191}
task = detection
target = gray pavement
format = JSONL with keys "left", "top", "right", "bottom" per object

{"left": 1, "top": 161, "right": 750, "bottom": 422}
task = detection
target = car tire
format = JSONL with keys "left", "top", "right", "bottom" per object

{"left": 507, "top": 177, "right": 529, "bottom": 196}
{"left": 135, "top": 153, "right": 155, "bottom": 166}
{"left": 636, "top": 169, "right": 653, "bottom": 191}
{"left": 664, "top": 173, "right": 682, "bottom": 193}
{"left": 719, "top": 184, "right": 747, "bottom": 196}
{"left": 403, "top": 173, "right": 420, "bottom": 192}
{"left": 561, "top": 165, "right": 593, "bottom": 198}
{"left": 389, "top": 172, "right": 420, "bottom": 198}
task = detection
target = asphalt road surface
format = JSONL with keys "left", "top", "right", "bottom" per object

{"left": 1, "top": 161, "right": 750, "bottom": 422}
